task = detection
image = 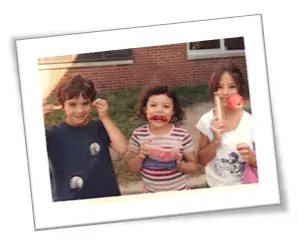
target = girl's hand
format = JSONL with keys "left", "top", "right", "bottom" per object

{"left": 210, "top": 115, "right": 228, "bottom": 142}
{"left": 176, "top": 153, "right": 198, "bottom": 173}
{"left": 176, "top": 153, "right": 185, "bottom": 171}
{"left": 92, "top": 98, "right": 109, "bottom": 120}
{"left": 138, "top": 142, "right": 149, "bottom": 159}
{"left": 236, "top": 143, "right": 255, "bottom": 164}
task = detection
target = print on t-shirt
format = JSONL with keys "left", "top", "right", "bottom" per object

{"left": 89, "top": 142, "right": 100, "bottom": 156}
{"left": 211, "top": 144, "right": 246, "bottom": 180}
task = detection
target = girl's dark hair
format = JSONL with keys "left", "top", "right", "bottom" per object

{"left": 209, "top": 62, "right": 246, "bottom": 99}
{"left": 137, "top": 85, "right": 185, "bottom": 123}
{"left": 55, "top": 74, "right": 97, "bottom": 105}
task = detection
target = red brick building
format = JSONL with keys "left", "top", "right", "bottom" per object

{"left": 38, "top": 38, "right": 247, "bottom": 92}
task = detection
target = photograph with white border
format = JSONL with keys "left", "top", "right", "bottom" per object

{"left": 16, "top": 14, "right": 280, "bottom": 231}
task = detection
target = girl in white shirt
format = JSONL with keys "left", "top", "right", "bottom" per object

{"left": 196, "top": 63, "right": 257, "bottom": 187}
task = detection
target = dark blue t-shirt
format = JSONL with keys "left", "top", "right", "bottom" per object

{"left": 46, "top": 119, "right": 120, "bottom": 201}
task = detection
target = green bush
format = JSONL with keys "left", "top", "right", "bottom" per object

{"left": 44, "top": 84, "right": 210, "bottom": 139}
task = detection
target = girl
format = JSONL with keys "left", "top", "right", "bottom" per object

{"left": 196, "top": 63, "right": 257, "bottom": 187}
{"left": 127, "top": 85, "right": 198, "bottom": 193}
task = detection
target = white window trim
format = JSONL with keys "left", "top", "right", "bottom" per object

{"left": 38, "top": 59, "right": 134, "bottom": 70}
{"left": 187, "top": 39, "right": 245, "bottom": 60}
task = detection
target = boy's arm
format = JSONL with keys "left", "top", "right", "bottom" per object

{"left": 126, "top": 151, "right": 143, "bottom": 173}
{"left": 101, "top": 117, "right": 128, "bottom": 154}
{"left": 92, "top": 98, "right": 127, "bottom": 154}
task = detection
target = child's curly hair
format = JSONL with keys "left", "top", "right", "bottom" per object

{"left": 137, "top": 85, "right": 185, "bottom": 124}
{"left": 55, "top": 74, "right": 97, "bottom": 106}
{"left": 209, "top": 62, "right": 246, "bottom": 99}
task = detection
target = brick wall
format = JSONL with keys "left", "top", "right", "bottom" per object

{"left": 40, "top": 43, "right": 247, "bottom": 92}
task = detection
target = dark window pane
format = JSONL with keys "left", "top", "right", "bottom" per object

{"left": 105, "top": 49, "right": 132, "bottom": 60}
{"left": 225, "top": 37, "right": 244, "bottom": 50}
{"left": 75, "top": 52, "right": 105, "bottom": 62}
{"left": 38, "top": 49, "right": 133, "bottom": 64}
{"left": 74, "top": 50, "right": 132, "bottom": 62}
{"left": 190, "top": 40, "right": 220, "bottom": 50}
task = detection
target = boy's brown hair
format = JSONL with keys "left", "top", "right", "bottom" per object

{"left": 55, "top": 74, "right": 97, "bottom": 106}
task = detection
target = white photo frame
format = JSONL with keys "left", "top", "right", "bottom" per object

{"left": 16, "top": 14, "right": 280, "bottom": 231}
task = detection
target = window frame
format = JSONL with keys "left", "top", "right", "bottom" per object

{"left": 187, "top": 37, "right": 245, "bottom": 60}
{"left": 38, "top": 49, "right": 134, "bottom": 69}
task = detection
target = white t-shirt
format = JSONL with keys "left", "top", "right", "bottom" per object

{"left": 196, "top": 109, "right": 255, "bottom": 187}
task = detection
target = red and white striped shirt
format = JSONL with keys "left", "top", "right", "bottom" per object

{"left": 129, "top": 124, "right": 194, "bottom": 193}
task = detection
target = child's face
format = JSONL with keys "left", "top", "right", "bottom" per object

{"left": 145, "top": 94, "right": 174, "bottom": 127}
{"left": 63, "top": 93, "right": 92, "bottom": 127}
{"left": 216, "top": 72, "right": 239, "bottom": 108}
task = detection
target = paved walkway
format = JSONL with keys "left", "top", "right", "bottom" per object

{"left": 120, "top": 174, "right": 207, "bottom": 195}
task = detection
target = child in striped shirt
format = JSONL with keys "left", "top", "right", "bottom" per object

{"left": 127, "top": 85, "right": 198, "bottom": 193}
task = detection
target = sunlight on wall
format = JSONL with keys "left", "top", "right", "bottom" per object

{"left": 39, "top": 69, "right": 67, "bottom": 101}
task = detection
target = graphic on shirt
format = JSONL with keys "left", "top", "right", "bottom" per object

{"left": 69, "top": 176, "right": 84, "bottom": 189}
{"left": 211, "top": 145, "right": 246, "bottom": 180}
{"left": 89, "top": 142, "right": 100, "bottom": 156}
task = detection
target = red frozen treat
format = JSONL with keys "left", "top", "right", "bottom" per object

{"left": 228, "top": 94, "right": 244, "bottom": 110}
{"left": 147, "top": 147, "right": 181, "bottom": 162}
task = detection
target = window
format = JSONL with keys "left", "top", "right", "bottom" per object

{"left": 187, "top": 37, "right": 245, "bottom": 59}
{"left": 38, "top": 49, "right": 133, "bottom": 65}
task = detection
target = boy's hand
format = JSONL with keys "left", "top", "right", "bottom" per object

{"left": 43, "top": 103, "right": 62, "bottom": 118}
{"left": 92, "top": 98, "right": 109, "bottom": 120}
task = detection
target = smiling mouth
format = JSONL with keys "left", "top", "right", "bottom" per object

{"left": 74, "top": 115, "right": 86, "bottom": 119}
{"left": 149, "top": 115, "right": 168, "bottom": 122}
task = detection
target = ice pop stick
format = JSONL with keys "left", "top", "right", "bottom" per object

{"left": 214, "top": 93, "right": 223, "bottom": 121}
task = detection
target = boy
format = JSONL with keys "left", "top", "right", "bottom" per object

{"left": 43, "top": 74, "right": 127, "bottom": 201}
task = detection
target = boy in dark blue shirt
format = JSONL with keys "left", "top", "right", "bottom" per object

{"left": 43, "top": 74, "right": 127, "bottom": 201}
